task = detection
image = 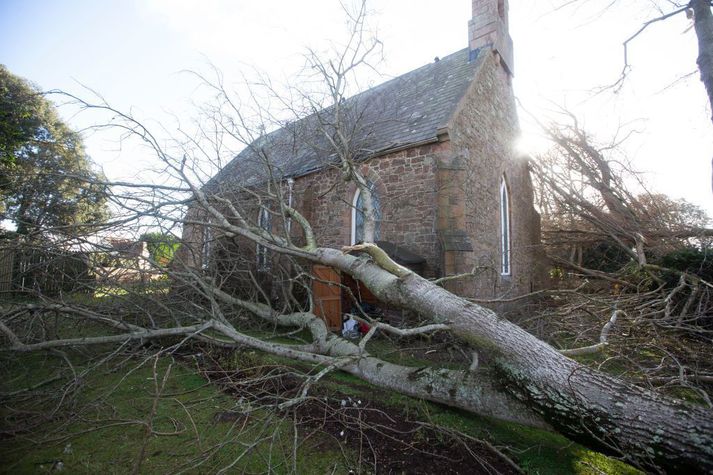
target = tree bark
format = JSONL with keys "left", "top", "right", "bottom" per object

{"left": 690, "top": 0, "right": 713, "bottom": 193}
{"left": 7, "top": 252, "right": 712, "bottom": 471}
{"left": 1, "top": 305, "right": 546, "bottom": 429}
{"left": 314, "top": 247, "right": 713, "bottom": 473}
{"left": 693, "top": 0, "right": 713, "bottom": 125}
{"left": 176, "top": 185, "right": 713, "bottom": 471}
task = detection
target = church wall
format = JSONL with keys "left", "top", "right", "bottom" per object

{"left": 291, "top": 142, "right": 448, "bottom": 279}
{"left": 448, "top": 51, "right": 545, "bottom": 299}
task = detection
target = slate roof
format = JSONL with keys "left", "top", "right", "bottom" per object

{"left": 207, "top": 47, "right": 483, "bottom": 190}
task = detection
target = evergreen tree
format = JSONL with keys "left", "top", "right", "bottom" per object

{"left": 0, "top": 65, "right": 108, "bottom": 235}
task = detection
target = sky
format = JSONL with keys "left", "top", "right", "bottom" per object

{"left": 1, "top": 0, "right": 711, "bottom": 215}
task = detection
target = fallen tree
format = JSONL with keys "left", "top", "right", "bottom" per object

{"left": 2, "top": 178, "right": 712, "bottom": 470}
{"left": 2, "top": 3, "right": 713, "bottom": 472}
{"left": 3, "top": 237, "right": 713, "bottom": 472}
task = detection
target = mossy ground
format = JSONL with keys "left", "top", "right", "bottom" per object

{"left": 219, "top": 340, "right": 641, "bottom": 475}
{"left": 0, "top": 350, "right": 347, "bottom": 474}
{"left": 325, "top": 375, "right": 639, "bottom": 473}
{"left": 0, "top": 307, "right": 641, "bottom": 474}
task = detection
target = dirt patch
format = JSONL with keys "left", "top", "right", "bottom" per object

{"left": 294, "top": 397, "right": 519, "bottom": 474}
{"left": 186, "top": 349, "right": 521, "bottom": 474}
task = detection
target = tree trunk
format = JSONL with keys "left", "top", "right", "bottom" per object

{"left": 690, "top": 0, "right": 713, "bottom": 194}
{"left": 693, "top": 0, "right": 713, "bottom": 124}
{"left": 315, "top": 247, "right": 713, "bottom": 473}
{"left": 177, "top": 185, "right": 713, "bottom": 472}
{"left": 212, "top": 318, "right": 548, "bottom": 428}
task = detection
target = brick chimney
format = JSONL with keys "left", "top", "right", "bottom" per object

{"left": 468, "top": 0, "right": 514, "bottom": 75}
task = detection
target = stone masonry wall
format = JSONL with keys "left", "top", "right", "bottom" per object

{"left": 291, "top": 143, "right": 447, "bottom": 278}
{"left": 447, "top": 51, "right": 544, "bottom": 298}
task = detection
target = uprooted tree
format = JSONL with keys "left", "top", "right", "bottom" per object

{"left": 2, "top": 4, "right": 713, "bottom": 473}
{"left": 529, "top": 106, "right": 713, "bottom": 386}
{"left": 532, "top": 110, "right": 713, "bottom": 305}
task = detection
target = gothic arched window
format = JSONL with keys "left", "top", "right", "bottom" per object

{"left": 500, "top": 176, "right": 511, "bottom": 275}
{"left": 497, "top": 0, "right": 505, "bottom": 20}
{"left": 351, "top": 182, "right": 382, "bottom": 245}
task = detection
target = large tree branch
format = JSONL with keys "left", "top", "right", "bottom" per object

{"left": 4, "top": 322, "right": 214, "bottom": 352}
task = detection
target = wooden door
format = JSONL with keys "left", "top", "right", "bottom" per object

{"left": 312, "top": 265, "right": 342, "bottom": 330}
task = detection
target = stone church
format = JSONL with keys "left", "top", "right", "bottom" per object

{"left": 180, "top": 0, "right": 544, "bottom": 307}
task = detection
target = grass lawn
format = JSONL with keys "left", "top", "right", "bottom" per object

{"left": 0, "top": 311, "right": 641, "bottom": 474}
{"left": 205, "top": 340, "right": 641, "bottom": 474}
{"left": 0, "top": 350, "right": 347, "bottom": 474}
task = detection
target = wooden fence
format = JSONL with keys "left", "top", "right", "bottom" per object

{"left": 0, "top": 245, "right": 93, "bottom": 296}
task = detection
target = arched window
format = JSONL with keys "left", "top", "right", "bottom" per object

{"left": 257, "top": 207, "right": 271, "bottom": 270}
{"left": 351, "top": 182, "right": 381, "bottom": 245}
{"left": 201, "top": 224, "right": 213, "bottom": 270}
{"left": 500, "top": 177, "right": 511, "bottom": 275}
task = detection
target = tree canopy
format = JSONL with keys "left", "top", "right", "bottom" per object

{"left": 0, "top": 65, "right": 108, "bottom": 236}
